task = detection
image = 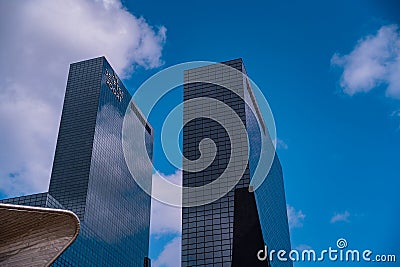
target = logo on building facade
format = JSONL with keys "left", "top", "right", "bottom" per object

{"left": 105, "top": 69, "right": 123, "bottom": 101}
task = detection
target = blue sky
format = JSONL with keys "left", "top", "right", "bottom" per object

{"left": 124, "top": 1, "right": 400, "bottom": 266}
{"left": 0, "top": 0, "right": 399, "bottom": 266}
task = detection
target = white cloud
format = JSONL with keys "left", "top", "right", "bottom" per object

{"left": 330, "top": 211, "right": 350, "bottom": 223}
{"left": 331, "top": 24, "right": 400, "bottom": 98}
{"left": 287, "top": 205, "right": 305, "bottom": 229}
{"left": 0, "top": 0, "right": 166, "bottom": 197}
{"left": 153, "top": 237, "right": 181, "bottom": 267}
{"left": 150, "top": 171, "right": 182, "bottom": 236}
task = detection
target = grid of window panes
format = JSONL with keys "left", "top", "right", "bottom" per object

{"left": 254, "top": 157, "right": 292, "bottom": 267}
{"left": 52, "top": 220, "right": 124, "bottom": 266}
{"left": 242, "top": 69, "right": 292, "bottom": 267}
{"left": 0, "top": 192, "right": 65, "bottom": 212}
{"left": 46, "top": 193, "right": 65, "bottom": 209}
{"left": 182, "top": 59, "right": 292, "bottom": 267}
{"left": 0, "top": 192, "right": 48, "bottom": 207}
{"left": 182, "top": 59, "right": 252, "bottom": 267}
{"left": 48, "top": 57, "right": 104, "bottom": 220}
{"left": 51, "top": 57, "right": 153, "bottom": 267}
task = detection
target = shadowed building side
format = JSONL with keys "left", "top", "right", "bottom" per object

{"left": 232, "top": 188, "right": 269, "bottom": 267}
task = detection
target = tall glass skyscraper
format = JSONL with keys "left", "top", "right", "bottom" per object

{"left": 1, "top": 57, "right": 153, "bottom": 267}
{"left": 182, "top": 59, "right": 292, "bottom": 267}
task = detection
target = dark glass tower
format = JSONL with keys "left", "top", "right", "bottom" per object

{"left": 181, "top": 59, "right": 292, "bottom": 267}
{"left": 1, "top": 57, "right": 153, "bottom": 267}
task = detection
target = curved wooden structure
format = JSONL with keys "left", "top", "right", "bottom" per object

{"left": 0, "top": 204, "right": 80, "bottom": 267}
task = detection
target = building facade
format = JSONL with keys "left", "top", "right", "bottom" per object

{"left": 182, "top": 59, "right": 292, "bottom": 267}
{"left": 1, "top": 57, "right": 153, "bottom": 267}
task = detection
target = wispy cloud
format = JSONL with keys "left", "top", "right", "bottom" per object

{"left": 153, "top": 237, "right": 181, "bottom": 267}
{"left": 392, "top": 110, "right": 400, "bottom": 117}
{"left": 331, "top": 24, "right": 400, "bottom": 98}
{"left": 287, "top": 205, "right": 306, "bottom": 229}
{"left": 330, "top": 211, "right": 351, "bottom": 223}
{"left": 273, "top": 138, "right": 289, "bottom": 150}
{"left": 391, "top": 110, "right": 400, "bottom": 130}
{"left": 0, "top": 0, "right": 166, "bottom": 197}
{"left": 150, "top": 171, "right": 182, "bottom": 236}
{"left": 295, "top": 244, "right": 313, "bottom": 251}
